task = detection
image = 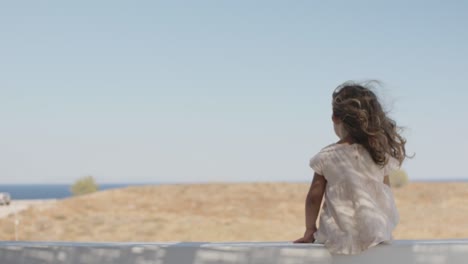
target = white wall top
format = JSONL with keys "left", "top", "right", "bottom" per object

{"left": 1, "top": 240, "right": 468, "bottom": 264}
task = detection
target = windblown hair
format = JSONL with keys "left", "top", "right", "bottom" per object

{"left": 332, "top": 81, "right": 407, "bottom": 166}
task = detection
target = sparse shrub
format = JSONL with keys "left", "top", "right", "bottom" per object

{"left": 389, "top": 169, "right": 409, "bottom": 188}
{"left": 71, "top": 176, "right": 99, "bottom": 196}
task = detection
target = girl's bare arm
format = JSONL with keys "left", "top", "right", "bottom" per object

{"left": 305, "top": 173, "right": 327, "bottom": 229}
{"left": 294, "top": 173, "right": 327, "bottom": 243}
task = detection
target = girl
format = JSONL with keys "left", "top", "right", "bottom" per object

{"left": 293, "top": 82, "right": 407, "bottom": 255}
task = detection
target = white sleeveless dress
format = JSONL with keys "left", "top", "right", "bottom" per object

{"left": 309, "top": 143, "right": 400, "bottom": 255}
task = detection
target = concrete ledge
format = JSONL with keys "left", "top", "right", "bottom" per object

{"left": 1, "top": 240, "right": 468, "bottom": 264}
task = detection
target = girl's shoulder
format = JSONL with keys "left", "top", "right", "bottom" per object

{"left": 311, "top": 143, "right": 362, "bottom": 165}
{"left": 318, "top": 143, "right": 338, "bottom": 152}
{"left": 317, "top": 142, "right": 352, "bottom": 153}
{"left": 309, "top": 143, "right": 341, "bottom": 174}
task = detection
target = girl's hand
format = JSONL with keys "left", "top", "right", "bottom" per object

{"left": 293, "top": 227, "right": 316, "bottom": 243}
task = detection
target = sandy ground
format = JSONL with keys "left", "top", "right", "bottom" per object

{"left": 0, "top": 200, "right": 57, "bottom": 219}
{"left": 0, "top": 182, "right": 467, "bottom": 242}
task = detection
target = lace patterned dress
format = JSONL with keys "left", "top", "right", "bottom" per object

{"left": 309, "top": 143, "right": 400, "bottom": 255}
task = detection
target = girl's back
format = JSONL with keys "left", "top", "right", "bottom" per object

{"left": 310, "top": 142, "right": 399, "bottom": 254}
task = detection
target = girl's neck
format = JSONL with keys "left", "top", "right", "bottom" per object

{"left": 337, "top": 135, "right": 355, "bottom": 145}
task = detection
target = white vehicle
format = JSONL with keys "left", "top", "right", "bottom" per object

{"left": 0, "top": 192, "right": 11, "bottom": 205}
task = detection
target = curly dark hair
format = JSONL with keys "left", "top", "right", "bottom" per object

{"left": 332, "top": 81, "right": 407, "bottom": 166}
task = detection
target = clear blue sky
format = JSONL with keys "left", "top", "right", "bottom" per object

{"left": 1, "top": 1, "right": 467, "bottom": 184}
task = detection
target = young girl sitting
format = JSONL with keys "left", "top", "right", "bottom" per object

{"left": 294, "top": 82, "right": 408, "bottom": 255}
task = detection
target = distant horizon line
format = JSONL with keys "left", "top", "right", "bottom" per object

{"left": 1, "top": 178, "right": 468, "bottom": 185}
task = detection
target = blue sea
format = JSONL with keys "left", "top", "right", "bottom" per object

{"left": 0, "top": 184, "right": 149, "bottom": 200}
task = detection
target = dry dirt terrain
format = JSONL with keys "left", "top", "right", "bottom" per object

{"left": 0, "top": 200, "right": 56, "bottom": 218}
{"left": 0, "top": 182, "right": 466, "bottom": 242}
